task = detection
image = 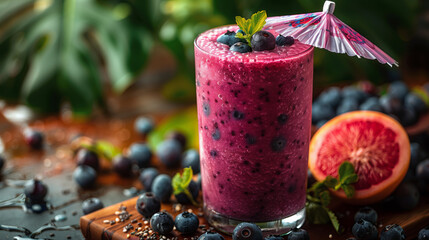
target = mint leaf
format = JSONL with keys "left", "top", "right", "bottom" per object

{"left": 235, "top": 10, "right": 267, "bottom": 46}
{"left": 323, "top": 176, "right": 338, "bottom": 189}
{"left": 339, "top": 161, "right": 355, "bottom": 182}
{"left": 95, "top": 140, "right": 122, "bottom": 160}
{"left": 324, "top": 207, "right": 341, "bottom": 233}
{"left": 342, "top": 173, "right": 359, "bottom": 185}
{"left": 319, "top": 190, "right": 331, "bottom": 207}
{"left": 341, "top": 184, "right": 355, "bottom": 198}
{"left": 306, "top": 202, "right": 330, "bottom": 225}
{"left": 171, "top": 167, "right": 198, "bottom": 206}
{"left": 180, "top": 167, "right": 193, "bottom": 189}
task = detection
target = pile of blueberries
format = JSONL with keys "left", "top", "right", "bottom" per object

{"left": 216, "top": 30, "right": 295, "bottom": 53}
{"left": 312, "top": 81, "right": 428, "bottom": 128}
{"left": 350, "top": 206, "right": 429, "bottom": 240}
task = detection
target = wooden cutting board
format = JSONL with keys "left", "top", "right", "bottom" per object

{"left": 80, "top": 195, "right": 429, "bottom": 240}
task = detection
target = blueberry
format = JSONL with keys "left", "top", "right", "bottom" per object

{"left": 265, "top": 235, "right": 284, "bottom": 240}
{"left": 237, "top": 29, "right": 245, "bottom": 35}
{"left": 217, "top": 30, "right": 246, "bottom": 47}
{"left": 233, "top": 222, "right": 263, "bottom": 240}
{"left": 136, "top": 192, "right": 161, "bottom": 218}
{"left": 0, "top": 155, "right": 5, "bottom": 171}
{"left": 82, "top": 197, "right": 104, "bottom": 215}
{"left": 182, "top": 149, "right": 200, "bottom": 174}
{"left": 128, "top": 143, "right": 152, "bottom": 169}
{"left": 311, "top": 101, "right": 335, "bottom": 124}
{"left": 418, "top": 227, "right": 429, "bottom": 240}
{"left": 139, "top": 167, "right": 160, "bottom": 191}
{"left": 287, "top": 228, "right": 309, "bottom": 240}
{"left": 230, "top": 42, "right": 252, "bottom": 53}
{"left": 337, "top": 98, "right": 359, "bottom": 115}
{"left": 318, "top": 87, "right": 342, "bottom": 109}
{"left": 379, "top": 94, "right": 402, "bottom": 116}
{"left": 152, "top": 174, "right": 173, "bottom": 203}
{"left": 380, "top": 224, "right": 405, "bottom": 240}
{"left": 399, "top": 108, "right": 418, "bottom": 127}
{"left": 342, "top": 86, "right": 368, "bottom": 104}
{"left": 276, "top": 35, "right": 294, "bottom": 46}
{"left": 150, "top": 211, "right": 175, "bottom": 235}
{"left": 175, "top": 180, "right": 199, "bottom": 205}
{"left": 198, "top": 231, "right": 225, "bottom": 240}
{"left": 388, "top": 81, "right": 409, "bottom": 101}
{"left": 24, "top": 129, "right": 44, "bottom": 150}
{"left": 411, "top": 143, "right": 424, "bottom": 169}
{"left": 113, "top": 155, "right": 135, "bottom": 178}
{"left": 270, "top": 136, "right": 286, "bottom": 152}
{"left": 134, "top": 116, "right": 155, "bottom": 135}
{"left": 416, "top": 159, "right": 429, "bottom": 194}
{"left": 175, "top": 211, "right": 199, "bottom": 234}
{"left": 351, "top": 219, "right": 378, "bottom": 240}
{"left": 405, "top": 92, "right": 427, "bottom": 115}
{"left": 76, "top": 148, "right": 100, "bottom": 171}
{"left": 251, "top": 31, "right": 275, "bottom": 51}
{"left": 354, "top": 207, "right": 378, "bottom": 225}
{"left": 360, "top": 97, "right": 383, "bottom": 112}
{"left": 166, "top": 131, "right": 187, "bottom": 149}
{"left": 393, "top": 182, "right": 420, "bottom": 210}
{"left": 156, "top": 139, "right": 182, "bottom": 168}
{"left": 73, "top": 165, "right": 97, "bottom": 189}
{"left": 24, "top": 179, "right": 48, "bottom": 203}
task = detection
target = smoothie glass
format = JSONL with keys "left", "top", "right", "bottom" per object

{"left": 194, "top": 25, "right": 313, "bottom": 235}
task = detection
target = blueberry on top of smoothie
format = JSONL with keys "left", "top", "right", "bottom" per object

{"left": 217, "top": 30, "right": 246, "bottom": 47}
{"left": 276, "top": 35, "right": 295, "bottom": 46}
{"left": 230, "top": 42, "right": 252, "bottom": 53}
{"left": 251, "top": 30, "right": 276, "bottom": 51}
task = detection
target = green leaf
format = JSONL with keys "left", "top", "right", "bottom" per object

{"left": 323, "top": 176, "right": 338, "bottom": 189}
{"left": 342, "top": 173, "right": 359, "bottom": 185}
{"left": 341, "top": 184, "right": 355, "bottom": 198}
{"left": 235, "top": 10, "right": 267, "bottom": 46}
{"left": 324, "top": 207, "right": 341, "bottom": 233}
{"left": 319, "top": 190, "right": 331, "bottom": 207}
{"left": 305, "top": 202, "right": 330, "bottom": 225}
{"left": 172, "top": 167, "right": 198, "bottom": 206}
{"left": 338, "top": 161, "right": 355, "bottom": 182}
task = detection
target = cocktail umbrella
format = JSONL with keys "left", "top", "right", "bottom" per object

{"left": 264, "top": 1, "right": 398, "bottom": 67}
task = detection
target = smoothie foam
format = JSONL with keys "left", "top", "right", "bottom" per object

{"left": 195, "top": 26, "right": 313, "bottom": 222}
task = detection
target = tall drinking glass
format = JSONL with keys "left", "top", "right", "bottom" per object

{"left": 194, "top": 25, "right": 313, "bottom": 235}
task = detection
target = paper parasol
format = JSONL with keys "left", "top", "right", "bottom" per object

{"left": 264, "top": 1, "right": 398, "bottom": 67}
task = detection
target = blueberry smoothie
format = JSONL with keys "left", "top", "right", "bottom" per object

{"left": 195, "top": 25, "right": 313, "bottom": 233}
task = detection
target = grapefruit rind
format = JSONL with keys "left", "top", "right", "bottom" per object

{"left": 309, "top": 111, "right": 410, "bottom": 204}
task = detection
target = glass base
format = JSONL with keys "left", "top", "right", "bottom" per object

{"left": 204, "top": 206, "right": 306, "bottom": 236}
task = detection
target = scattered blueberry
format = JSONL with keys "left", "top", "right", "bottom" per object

{"left": 152, "top": 174, "right": 173, "bottom": 203}
{"left": 388, "top": 81, "right": 409, "bottom": 101}
{"left": 24, "top": 129, "right": 44, "bottom": 150}
{"left": 113, "top": 154, "right": 135, "bottom": 178}
{"left": 342, "top": 86, "right": 368, "bottom": 104}
{"left": 251, "top": 31, "right": 276, "bottom": 51}
{"left": 318, "top": 87, "right": 342, "bottom": 109}
{"left": 217, "top": 30, "right": 246, "bottom": 47}
{"left": 134, "top": 116, "right": 155, "bottom": 135}
{"left": 360, "top": 97, "right": 383, "bottom": 112}
{"left": 405, "top": 92, "right": 427, "bottom": 115}
{"left": 128, "top": 143, "right": 152, "bottom": 169}
{"left": 136, "top": 192, "right": 161, "bottom": 218}
{"left": 150, "top": 211, "right": 175, "bottom": 235}
{"left": 393, "top": 182, "right": 420, "bottom": 210}
{"left": 82, "top": 197, "right": 104, "bottom": 215}
{"left": 139, "top": 167, "right": 160, "bottom": 191}
{"left": 76, "top": 148, "right": 100, "bottom": 171}
{"left": 198, "top": 231, "right": 225, "bottom": 240}
{"left": 73, "top": 165, "right": 97, "bottom": 189}
{"left": 354, "top": 207, "right": 378, "bottom": 225}
{"left": 166, "top": 131, "right": 187, "bottom": 149}
{"left": 399, "top": 108, "right": 418, "bottom": 127}
{"left": 232, "top": 222, "right": 263, "bottom": 240}
{"left": 175, "top": 180, "right": 199, "bottom": 205}
{"left": 351, "top": 219, "right": 378, "bottom": 240}
{"left": 265, "top": 235, "right": 284, "bottom": 240}
{"left": 337, "top": 98, "right": 359, "bottom": 115}
{"left": 411, "top": 143, "right": 424, "bottom": 169}
{"left": 175, "top": 211, "right": 199, "bottom": 234}
{"left": 418, "top": 227, "right": 429, "bottom": 240}
{"left": 416, "top": 159, "right": 429, "bottom": 194}
{"left": 276, "top": 35, "right": 294, "bottom": 46}
{"left": 182, "top": 149, "right": 200, "bottom": 174}
{"left": 271, "top": 136, "right": 286, "bottom": 152}
{"left": 287, "top": 228, "right": 310, "bottom": 240}
{"left": 311, "top": 101, "right": 335, "bottom": 124}
{"left": 379, "top": 94, "right": 402, "bottom": 116}
{"left": 156, "top": 139, "right": 182, "bottom": 168}
{"left": 24, "top": 179, "right": 48, "bottom": 203}
{"left": 230, "top": 42, "right": 252, "bottom": 53}
{"left": 380, "top": 224, "right": 405, "bottom": 240}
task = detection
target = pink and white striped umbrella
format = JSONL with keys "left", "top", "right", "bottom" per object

{"left": 264, "top": 1, "right": 398, "bottom": 67}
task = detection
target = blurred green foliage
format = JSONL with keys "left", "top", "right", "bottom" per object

{"left": 0, "top": 0, "right": 419, "bottom": 115}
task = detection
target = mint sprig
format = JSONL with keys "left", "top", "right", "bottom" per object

{"left": 306, "top": 161, "right": 358, "bottom": 233}
{"left": 235, "top": 10, "right": 267, "bottom": 46}
{"left": 172, "top": 167, "right": 198, "bottom": 206}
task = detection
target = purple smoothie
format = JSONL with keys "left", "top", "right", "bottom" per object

{"left": 195, "top": 26, "right": 313, "bottom": 222}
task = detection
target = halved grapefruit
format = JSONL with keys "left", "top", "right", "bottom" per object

{"left": 309, "top": 111, "right": 410, "bottom": 204}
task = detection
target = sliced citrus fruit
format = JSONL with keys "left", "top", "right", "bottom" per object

{"left": 309, "top": 111, "right": 410, "bottom": 204}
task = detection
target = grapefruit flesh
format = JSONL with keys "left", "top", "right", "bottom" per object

{"left": 309, "top": 111, "right": 410, "bottom": 204}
